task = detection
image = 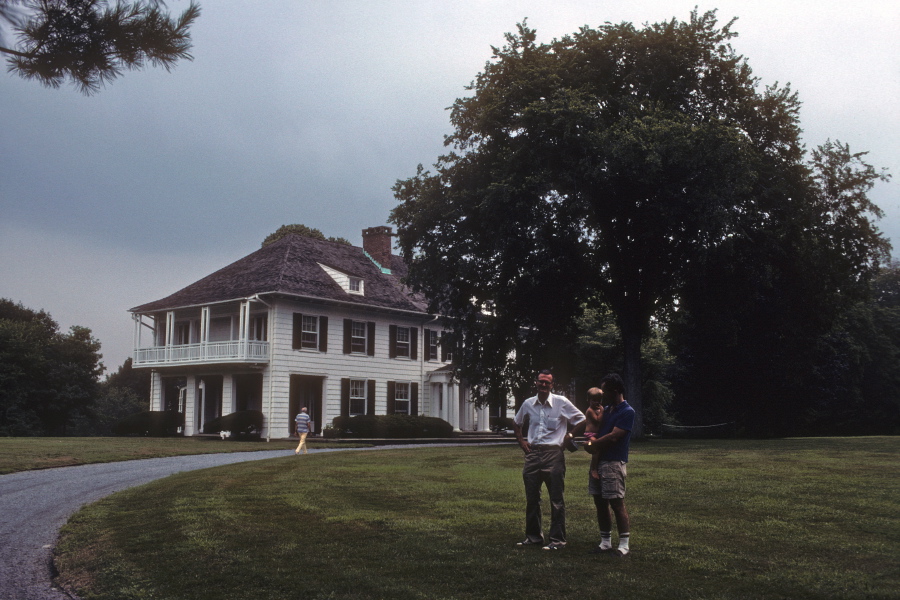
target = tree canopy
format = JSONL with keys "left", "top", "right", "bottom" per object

{"left": 261, "top": 224, "right": 352, "bottom": 248}
{"left": 390, "top": 10, "right": 889, "bottom": 436}
{"left": 1, "top": 0, "right": 199, "bottom": 94}
{"left": 0, "top": 298, "right": 104, "bottom": 435}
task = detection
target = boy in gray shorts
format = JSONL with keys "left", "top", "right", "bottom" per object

{"left": 585, "top": 373, "right": 635, "bottom": 556}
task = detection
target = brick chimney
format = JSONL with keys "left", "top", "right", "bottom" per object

{"left": 362, "top": 226, "right": 394, "bottom": 270}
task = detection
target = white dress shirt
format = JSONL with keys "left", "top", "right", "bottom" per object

{"left": 514, "top": 393, "right": 585, "bottom": 446}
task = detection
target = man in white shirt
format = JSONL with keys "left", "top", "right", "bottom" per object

{"left": 513, "top": 369, "right": 586, "bottom": 550}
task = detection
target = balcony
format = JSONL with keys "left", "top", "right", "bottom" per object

{"left": 133, "top": 340, "right": 269, "bottom": 367}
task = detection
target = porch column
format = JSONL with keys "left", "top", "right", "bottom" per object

{"left": 442, "top": 381, "right": 450, "bottom": 424}
{"left": 132, "top": 314, "right": 140, "bottom": 361}
{"left": 450, "top": 383, "right": 461, "bottom": 431}
{"left": 183, "top": 375, "right": 197, "bottom": 436}
{"left": 239, "top": 300, "right": 250, "bottom": 359}
{"left": 223, "top": 374, "right": 234, "bottom": 414}
{"left": 478, "top": 404, "right": 491, "bottom": 432}
{"left": 200, "top": 307, "right": 210, "bottom": 361}
{"left": 149, "top": 370, "right": 161, "bottom": 411}
{"left": 165, "top": 311, "right": 175, "bottom": 361}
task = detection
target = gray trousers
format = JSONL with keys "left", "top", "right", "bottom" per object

{"left": 522, "top": 446, "right": 567, "bottom": 545}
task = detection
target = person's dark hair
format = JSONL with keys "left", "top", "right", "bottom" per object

{"left": 536, "top": 369, "right": 553, "bottom": 379}
{"left": 599, "top": 373, "right": 625, "bottom": 396}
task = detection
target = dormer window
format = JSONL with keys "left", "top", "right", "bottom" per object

{"left": 319, "top": 263, "right": 364, "bottom": 296}
{"left": 349, "top": 277, "right": 363, "bottom": 294}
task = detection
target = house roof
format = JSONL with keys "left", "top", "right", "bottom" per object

{"left": 129, "top": 234, "right": 428, "bottom": 314}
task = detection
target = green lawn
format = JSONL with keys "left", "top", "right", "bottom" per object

{"left": 0, "top": 437, "right": 357, "bottom": 474}
{"left": 53, "top": 437, "right": 899, "bottom": 600}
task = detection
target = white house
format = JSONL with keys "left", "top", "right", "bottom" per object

{"left": 129, "top": 226, "right": 491, "bottom": 438}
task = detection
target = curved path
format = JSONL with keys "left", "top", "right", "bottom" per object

{"left": 0, "top": 448, "right": 337, "bottom": 600}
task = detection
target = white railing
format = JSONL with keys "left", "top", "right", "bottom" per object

{"left": 133, "top": 341, "right": 269, "bottom": 366}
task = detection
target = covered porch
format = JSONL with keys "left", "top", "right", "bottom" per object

{"left": 132, "top": 299, "right": 270, "bottom": 368}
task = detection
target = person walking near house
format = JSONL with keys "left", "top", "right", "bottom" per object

{"left": 585, "top": 373, "right": 635, "bottom": 556}
{"left": 513, "top": 369, "right": 586, "bottom": 551}
{"left": 294, "top": 407, "right": 312, "bottom": 455}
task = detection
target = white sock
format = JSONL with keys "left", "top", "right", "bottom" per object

{"left": 618, "top": 532, "right": 630, "bottom": 553}
{"left": 599, "top": 532, "right": 612, "bottom": 550}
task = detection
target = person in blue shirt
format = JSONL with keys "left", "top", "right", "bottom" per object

{"left": 585, "top": 373, "right": 635, "bottom": 556}
{"left": 294, "top": 407, "right": 312, "bottom": 455}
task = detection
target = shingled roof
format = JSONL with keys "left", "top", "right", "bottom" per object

{"left": 129, "top": 234, "right": 428, "bottom": 314}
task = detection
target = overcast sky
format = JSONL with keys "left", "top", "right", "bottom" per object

{"left": 2, "top": 0, "right": 898, "bottom": 372}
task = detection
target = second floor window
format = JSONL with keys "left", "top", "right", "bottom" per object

{"left": 426, "top": 329, "right": 439, "bottom": 361}
{"left": 301, "top": 315, "right": 318, "bottom": 348}
{"left": 395, "top": 327, "right": 410, "bottom": 358}
{"left": 351, "top": 321, "right": 367, "bottom": 353}
{"left": 293, "top": 314, "right": 327, "bottom": 352}
{"left": 389, "top": 324, "right": 417, "bottom": 359}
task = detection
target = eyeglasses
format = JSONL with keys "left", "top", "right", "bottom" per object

{"left": 535, "top": 380, "right": 552, "bottom": 387}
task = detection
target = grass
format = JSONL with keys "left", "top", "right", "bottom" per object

{"left": 52, "top": 437, "right": 899, "bottom": 600}
{"left": 0, "top": 437, "right": 359, "bottom": 474}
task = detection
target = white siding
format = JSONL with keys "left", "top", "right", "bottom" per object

{"left": 137, "top": 299, "right": 454, "bottom": 439}
{"left": 264, "top": 299, "right": 448, "bottom": 437}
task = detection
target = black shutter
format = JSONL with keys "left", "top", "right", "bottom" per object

{"left": 292, "top": 313, "right": 303, "bottom": 350}
{"left": 410, "top": 327, "right": 418, "bottom": 360}
{"left": 386, "top": 381, "right": 396, "bottom": 414}
{"left": 367, "top": 321, "right": 376, "bottom": 356}
{"left": 389, "top": 325, "right": 397, "bottom": 358}
{"left": 319, "top": 316, "right": 328, "bottom": 352}
{"left": 440, "top": 332, "right": 447, "bottom": 362}
{"left": 343, "top": 319, "right": 352, "bottom": 354}
{"left": 367, "top": 379, "right": 376, "bottom": 415}
{"left": 340, "top": 378, "right": 350, "bottom": 417}
{"left": 424, "top": 328, "right": 432, "bottom": 361}
{"left": 411, "top": 383, "right": 419, "bottom": 416}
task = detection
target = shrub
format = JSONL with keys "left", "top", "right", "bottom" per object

{"left": 490, "top": 416, "right": 516, "bottom": 432}
{"left": 114, "top": 411, "right": 184, "bottom": 437}
{"left": 331, "top": 415, "right": 453, "bottom": 438}
{"left": 202, "top": 410, "right": 264, "bottom": 439}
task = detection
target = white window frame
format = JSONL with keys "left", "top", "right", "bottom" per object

{"left": 427, "top": 329, "right": 439, "bottom": 360}
{"left": 394, "top": 382, "right": 410, "bottom": 415}
{"left": 395, "top": 326, "right": 410, "bottom": 358}
{"left": 351, "top": 321, "right": 367, "bottom": 354}
{"left": 349, "top": 276, "right": 364, "bottom": 295}
{"left": 350, "top": 379, "right": 367, "bottom": 416}
{"left": 301, "top": 315, "right": 318, "bottom": 349}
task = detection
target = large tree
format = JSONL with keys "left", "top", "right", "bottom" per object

{"left": 1, "top": 0, "right": 199, "bottom": 94}
{"left": 390, "top": 11, "right": 887, "bottom": 436}
{"left": 0, "top": 299, "right": 104, "bottom": 435}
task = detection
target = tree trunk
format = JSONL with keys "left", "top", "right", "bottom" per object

{"left": 620, "top": 318, "right": 644, "bottom": 438}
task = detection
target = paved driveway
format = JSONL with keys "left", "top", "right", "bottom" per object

{"left": 0, "top": 449, "right": 300, "bottom": 600}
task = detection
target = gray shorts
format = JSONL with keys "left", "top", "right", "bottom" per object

{"left": 588, "top": 461, "right": 627, "bottom": 499}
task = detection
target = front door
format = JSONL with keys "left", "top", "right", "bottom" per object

{"left": 196, "top": 375, "right": 223, "bottom": 433}
{"left": 290, "top": 375, "right": 324, "bottom": 436}
{"left": 234, "top": 373, "right": 263, "bottom": 411}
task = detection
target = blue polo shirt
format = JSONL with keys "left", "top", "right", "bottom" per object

{"left": 597, "top": 401, "right": 635, "bottom": 462}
